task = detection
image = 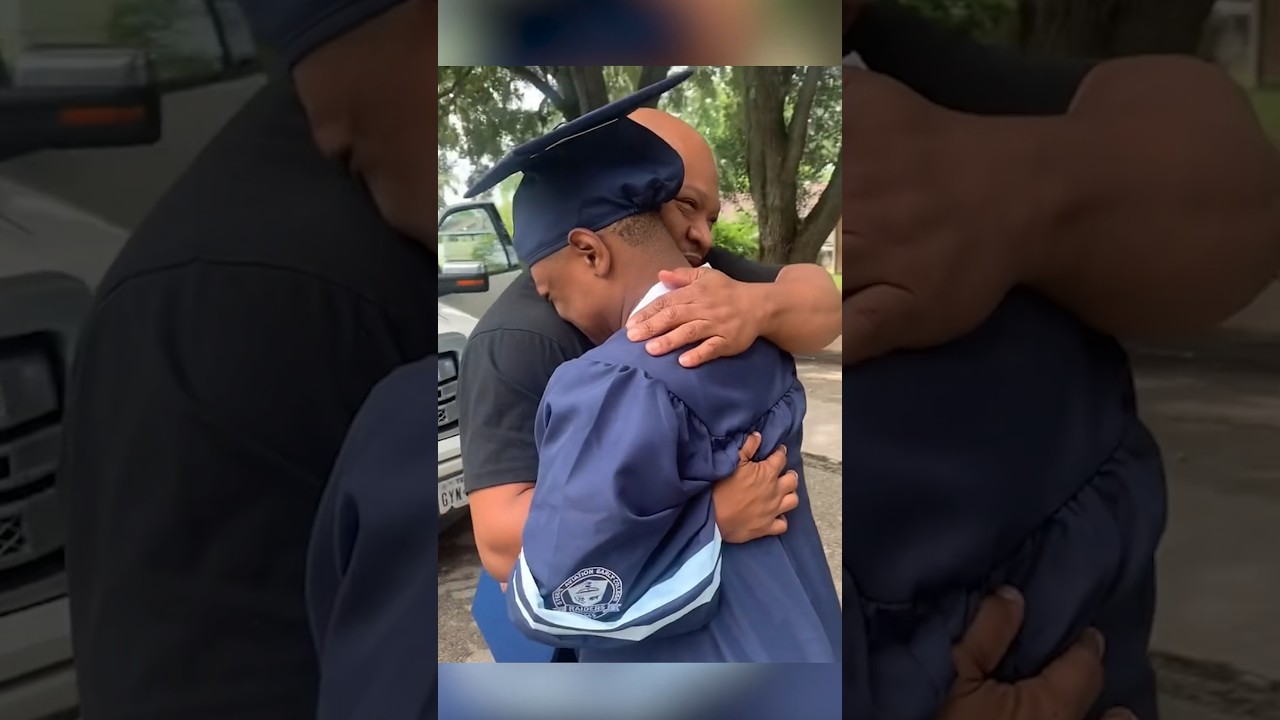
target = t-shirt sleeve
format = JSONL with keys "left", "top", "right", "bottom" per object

{"left": 61, "top": 263, "right": 406, "bottom": 720}
{"left": 307, "top": 361, "right": 439, "bottom": 720}
{"left": 848, "top": 1, "right": 1095, "bottom": 115}
{"left": 705, "top": 246, "right": 782, "bottom": 284}
{"left": 458, "top": 328, "right": 576, "bottom": 492}
{"left": 507, "top": 360, "right": 723, "bottom": 648}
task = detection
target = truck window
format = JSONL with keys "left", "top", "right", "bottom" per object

{"left": 4, "top": 0, "right": 260, "bottom": 91}
{"left": 438, "top": 205, "right": 519, "bottom": 276}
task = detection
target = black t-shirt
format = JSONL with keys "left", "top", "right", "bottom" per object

{"left": 59, "top": 84, "right": 438, "bottom": 720}
{"left": 458, "top": 247, "right": 781, "bottom": 493}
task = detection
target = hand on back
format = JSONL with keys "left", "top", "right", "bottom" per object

{"left": 842, "top": 68, "right": 1043, "bottom": 364}
{"left": 712, "top": 432, "right": 799, "bottom": 543}
{"left": 626, "top": 267, "right": 762, "bottom": 368}
{"left": 943, "top": 587, "right": 1137, "bottom": 720}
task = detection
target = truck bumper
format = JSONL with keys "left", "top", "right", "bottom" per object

{"left": 0, "top": 597, "right": 76, "bottom": 720}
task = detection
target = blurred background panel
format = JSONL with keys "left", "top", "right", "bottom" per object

{"left": 0, "top": 0, "right": 265, "bottom": 229}
{"left": 439, "top": 0, "right": 842, "bottom": 66}
{"left": 438, "top": 663, "right": 842, "bottom": 720}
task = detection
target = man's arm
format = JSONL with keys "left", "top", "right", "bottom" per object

{"left": 508, "top": 361, "right": 721, "bottom": 648}
{"left": 849, "top": 1, "right": 1280, "bottom": 340}
{"left": 458, "top": 329, "right": 572, "bottom": 582}
{"left": 61, "top": 264, "right": 405, "bottom": 720}
{"left": 627, "top": 247, "right": 841, "bottom": 367}
{"left": 1028, "top": 57, "right": 1280, "bottom": 334}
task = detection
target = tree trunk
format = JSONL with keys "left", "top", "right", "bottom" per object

{"left": 1019, "top": 0, "right": 1215, "bottom": 58}
{"left": 567, "top": 66, "right": 612, "bottom": 115}
{"left": 636, "top": 65, "right": 672, "bottom": 98}
{"left": 740, "top": 67, "right": 800, "bottom": 265}
{"left": 542, "top": 67, "right": 611, "bottom": 119}
{"left": 739, "top": 67, "right": 841, "bottom": 266}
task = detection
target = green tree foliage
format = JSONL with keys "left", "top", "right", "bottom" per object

{"left": 897, "top": 0, "right": 1018, "bottom": 45}
{"left": 108, "top": 0, "right": 221, "bottom": 81}
{"left": 898, "top": 0, "right": 1213, "bottom": 57}
{"left": 712, "top": 215, "right": 761, "bottom": 259}
{"left": 438, "top": 66, "right": 840, "bottom": 265}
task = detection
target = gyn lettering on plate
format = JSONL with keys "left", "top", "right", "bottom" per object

{"left": 439, "top": 474, "right": 468, "bottom": 515}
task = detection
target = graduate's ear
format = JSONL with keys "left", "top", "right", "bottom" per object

{"left": 567, "top": 228, "right": 611, "bottom": 278}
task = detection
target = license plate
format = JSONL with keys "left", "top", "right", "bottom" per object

{"left": 439, "top": 474, "right": 468, "bottom": 515}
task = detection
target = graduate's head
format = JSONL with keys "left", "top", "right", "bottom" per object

{"left": 530, "top": 211, "right": 683, "bottom": 344}
{"left": 265, "top": 0, "right": 437, "bottom": 247}
{"left": 465, "top": 71, "right": 698, "bottom": 343}
{"left": 627, "top": 108, "right": 722, "bottom": 264}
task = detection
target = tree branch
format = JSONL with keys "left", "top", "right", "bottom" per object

{"left": 438, "top": 66, "right": 475, "bottom": 101}
{"left": 636, "top": 65, "right": 673, "bottom": 104}
{"left": 784, "top": 66, "right": 823, "bottom": 177}
{"left": 503, "top": 65, "right": 569, "bottom": 114}
{"left": 739, "top": 68, "right": 768, "bottom": 221}
{"left": 793, "top": 152, "right": 843, "bottom": 263}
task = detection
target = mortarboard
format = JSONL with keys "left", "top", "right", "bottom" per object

{"left": 464, "top": 70, "right": 694, "bottom": 267}
{"left": 235, "top": 0, "right": 406, "bottom": 68}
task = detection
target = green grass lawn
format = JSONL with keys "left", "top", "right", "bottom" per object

{"left": 1250, "top": 88, "right": 1280, "bottom": 143}
{"left": 831, "top": 273, "right": 842, "bottom": 292}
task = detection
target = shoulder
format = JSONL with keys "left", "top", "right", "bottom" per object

{"left": 101, "top": 85, "right": 436, "bottom": 329}
{"left": 92, "top": 260, "right": 388, "bottom": 322}
{"left": 550, "top": 348, "right": 666, "bottom": 395}
{"left": 548, "top": 340, "right": 682, "bottom": 410}
{"left": 335, "top": 358, "right": 439, "bottom": 476}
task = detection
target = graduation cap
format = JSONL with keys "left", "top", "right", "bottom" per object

{"left": 464, "top": 69, "right": 694, "bottom": 267}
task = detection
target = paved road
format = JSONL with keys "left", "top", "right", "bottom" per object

{"left": 1134, "top": 356, "right": 1280, "bottom": 720}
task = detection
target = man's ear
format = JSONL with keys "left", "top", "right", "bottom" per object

{"left": 567, "top": 228, "right": 612, "bottom": 278}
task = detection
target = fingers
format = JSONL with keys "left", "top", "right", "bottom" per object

{"left": 1013, "top": 628, "right": 1106, "bottom": 720}
{"left": 625, "top": 296, "right": 686, "bottom": 341}
{"left": 657, "top": 267, "right": 700, "bottom": 288}
{"left": 778, "top": 489, "right": 800, "bottom": 514}
{"left": 765, "top": 515, "right": 788, "bottom": 536}
{"left": 762, "top": 443, "right": 788, "bottom": 476}
{"left": 678, "top": 336, "right": 729, "bottom": 368}
{"left": 952, "top": 587, "right": 1026, "bottom": 681}
{"left": 777, "top": 469, "right": 799, "bottom": 495}
{"left": 842, "top": 284, "right": 914, "bottom": 365}
{"left": 738, "top": 432, "right": 763, "bottom": 464}
{"left": 642, "top": 318, "right": 713, "bottom": 358}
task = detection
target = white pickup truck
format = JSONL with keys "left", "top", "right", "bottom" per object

{"left": 437, "top": 273, "right": 480, "bottom": 531}
{"left": 436, "top": 202, "right": 522, "bottom": 531}
{"left": 0, "top": 46, "right": 162, "bottom": 720}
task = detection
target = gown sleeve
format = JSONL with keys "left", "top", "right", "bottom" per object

{"left": 307, "top": 361, "right": 438, "bottom": 720}
{"left": 507, "top": 359, "right": 724, "bottom": 648}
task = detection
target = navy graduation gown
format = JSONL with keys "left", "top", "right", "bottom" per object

{"left": 507, "top": 330, "right": 842, "bottom": 662}
{"left": 842, "top": 290, "right": 1166, "bottom": 720}
{"left": 307, "top": 359, "right": 438, "bottom": 720}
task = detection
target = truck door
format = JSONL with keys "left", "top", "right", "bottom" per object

{"left": 437, "top": 202, "right": 520, "bottom": 319}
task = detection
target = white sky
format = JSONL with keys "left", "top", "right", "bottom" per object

{"left": 440, "top": 82, "right": 543, "bottom": 207}
{"left": 441, "top": 68, "right": 691, "bottom": 208}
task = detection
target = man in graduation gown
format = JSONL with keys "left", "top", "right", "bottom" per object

{"left": 461, "top": 74, "right": 841, "bottom": 662}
